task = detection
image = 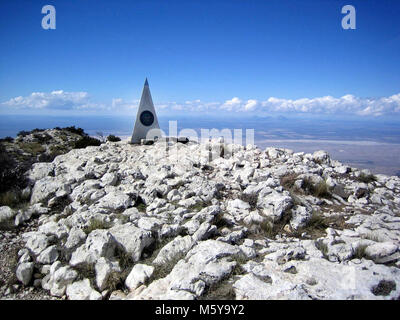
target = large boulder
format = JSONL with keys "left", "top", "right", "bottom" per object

{"left": 125, "top": 264, "right": 154, "bottom": 291}
{"left": 16, "top": 262, "right": 34, "bottom": 285}
{"left": 66, "top": 279, "right": 102, "bottom": 300}
{"left": 23, "top": 232, "right": 49, "bottom": 256}
{"left": 153, "top": 235, "right": 194, "bottom": 266}
{"left": 133, "top": 240, "right": 241, "bottom": 299}
{"left": 96, "top": 191, "right": 132, "bottom": 210}
{"left": 69, "top": 229, "right": 117, "bottom": 267}
{"left": 95, "top": 257, "right": 121, "bottom": 291}
{"left": 109, "top": 223, "right": 154, "bottom": 262}
{"left": 0, "top": 206, "right": 16, "bottom": 227}
{"left": 44, "top": 263, "right": 78, "bottom": 297}
{"left": 259, "top": 191, "right": 293, "bottom": 221}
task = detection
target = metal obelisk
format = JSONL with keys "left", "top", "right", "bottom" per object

{"left": 130, "top": 78, "right": 162, "bottom": 144}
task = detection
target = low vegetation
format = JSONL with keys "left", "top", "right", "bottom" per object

{"left": 188, "top": 201, "right": 210, "bottom": 212}
{"left": 280, "top": 173, "right": 299, "bottom": 191}
{"left": 306, "top": 211, "right": 329, "bottom": 231}
{"left": 240, "top": 192, "right": 258, "bottom": 210}
{"left": 135, "top": 197, "right": 147, "bottom": 213}
{"left": 107, "top": 135, "right": 121, "bottom": 142}
{"left": 303, "top": 178, "right": 331, "bottom": 199}
{"left": 83, "top": 218, "right": 112, "bottom": 234}
{"left": 74, "top": 136, "right": 102, "bottom": 149}
{"left": 201, "top": 254, "right": 248, "bottom": 300}
{"left": 280, "top": 173, "right": 332, "bottom": 199}
{"left": 315, "top": 239, "right": 329, "bottom": 259}
{"left": 371, "top": 280, "right": 397, "bottom": 296}
{"left": 357, "top": 172, "right": 377, "bottom": 184}
{"left": 352, "top": 244, "right": 368, "bottom": 260}
{"left": 0, "top": 144, "right": 30, "bottom": 207}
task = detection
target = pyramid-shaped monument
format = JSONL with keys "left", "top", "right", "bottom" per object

{"left": 130, "top": 78, "right": 162, "bottom": 144}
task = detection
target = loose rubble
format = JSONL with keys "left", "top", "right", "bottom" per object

{"left": 1, "top": 138, "right": 400, "bottom": 300}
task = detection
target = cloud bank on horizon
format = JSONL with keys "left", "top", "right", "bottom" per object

{"left": 1, "top": 90, "right": 400, "bottom": 117}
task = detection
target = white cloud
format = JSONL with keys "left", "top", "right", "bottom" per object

{"left": 221, "top": 97, "right": 242, "bottom": 111}
{"left": 2, "top": 90, "right": 400, "bottom": 117}
{"left": 240, "top": 93, "right": 400, "bottom": 116}
{"left": 1, "top": 90, "right": 94, "bottom": 110}
{"left": 244, "top": 99, "right": 258, "bottom": 111}
{"left": 111, "top": 98, "right": 139, "bottom": 111}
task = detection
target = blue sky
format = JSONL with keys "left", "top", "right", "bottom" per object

{"left": 0, "top": 0, "right": 400, "bottom": 117}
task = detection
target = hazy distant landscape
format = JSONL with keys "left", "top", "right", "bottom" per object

{"left": 1, "top": 114, "right": 399, "bottom": 176}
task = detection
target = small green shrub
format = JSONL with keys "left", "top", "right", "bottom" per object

{"left": 352, "top": 244, "right": 368, "bottom": 260}
{"left": 19, "top": 142, "right": 45, "bottom": 155}
{"left": 63, "top": 126, "right": 86, "bottom": 136}
{"left": 357, "top": 173, "right": 377, "bottom": 184}
{"left": 314, "top": 181, "right": 331, "bottom": 198}
{"left": 200, "top": 279, "right": 236, "bottom": 300}
{"left": 0, "top": 144, "right": 30, "bottom": 194}
{"left": 83, "top": 218, "right": 112, "bottom": 234}
{"left": 307, "top": 212, "right": 329, "bottom": 230}
{"left": 240, "top": 193, "right": 258, "bottom": 210}
{"left": 107, "top": 135, "right": 121, "bottom": 142}
{"left": 280, "top": 173, "right": 299, "bottom": 191}
{"left": 302, "top": 178, "right": 331, "bottom": 199}
{"left": 75, "top": 264, "right": 96, "bottom": 281}
{"left": 259, "top": 219, "right": 275, "bottom": 239}
{"left": 188, "top": 201, "right": 210, "bottom": 212}
{"left": 33, "top": 133, "right": 52, "bottom": 144}
{"left": 0, "top": 190, "right": 20, "bottom": 207}
{"left": 74, "top": 136, "right": 102, "bottom": 149}
{"left": 150, "top": 253, "right": 186, "bottom": 282}
{"left": 230, "top": 254, "right": 248, "bottom": 276}
{"left": 17, "top": 130, "right": 30, "bottom": 137}
{"left": 371, "top": 280, "right": 396, "bottom": 296}
{"left": 136, "top": 203, "right": 147, "bottom": 213}
{"left": 0, "top": 136, "right": 14, "bottom": 143}
{"left": 31, "top": 128, "right": 45, "bottom": 133}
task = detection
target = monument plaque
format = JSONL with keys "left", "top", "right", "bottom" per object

{"left": 130, "top": 78, "right": 162, "bottom": 144}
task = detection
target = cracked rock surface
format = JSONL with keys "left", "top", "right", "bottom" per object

{"left": 1, "top": 139, "right": 400, "bottom": 300}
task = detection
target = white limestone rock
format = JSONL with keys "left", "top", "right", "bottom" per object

{"left": 66, "top": 279, "right": 102, "bottom": 300}
{"left": 47, "top": 264, "right": 78, "bottom": 297}
{"left": 23, "top": 232, "right": 49, "bottom": 256}
{"left": 65, "top": 227, "right": 87, "bottom": 250}
{"left": 125, "top": 264, "right": 154, "bottom": 291}
{"left": 11, "top": 140, "right": 400, "bottom": 300}
{"left": 290, "top": 206, "right": 312, "bottom": 230}
{"left": 153, "top": 235, "right": 194, "bottom": 266}
{"left": 365, "top": 242, "right": 398, "bottom": 262}
{"left": 137, "top": 216, "right": 163, "bottom": 232}
{"left": 259, "top": 191, "right": 293, "bottom": 222}
{"left": 109, "top": 223, "right": 154, "bottom": 262}
{"left": 312, "top": 150, "right": 331, "bottom": 165}
{"left": 0, "top": 206, "right": 16, "bottom": 225}
{"left": 69, "top": 229, "right": 117, "bottom": 267}
{"left": 16, "top": 262, "right": 34, "bottom": 285}
{"left": 28, "top": 162, "right": 55, "bottom": 181}
{"left": 37, "top": 245, "right": 59, "bottom": 264}
{"left": 96, "top": 191, "right": 132, "bottom": 210}
{"left": 100, "top": 172, "right": 119, "bottom": 186}
{"left": 133, "top": 240, "right": 240, "bottom": 299}
{"left": 95, "top": 257, "right": 121, "bottom": 291}
{"left": 38, "top": 221, "right": 69, "bottom": 239}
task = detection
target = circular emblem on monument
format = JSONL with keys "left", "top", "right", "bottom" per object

{"left": 139, "top": 110, "right": 154, "bottom": 126}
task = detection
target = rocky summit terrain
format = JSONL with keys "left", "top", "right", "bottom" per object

{"left": 1, "top": 137, "right": 400, "bottom": 300}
